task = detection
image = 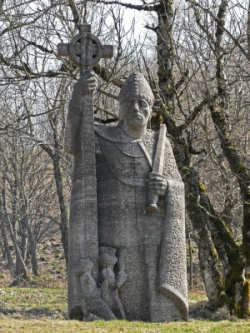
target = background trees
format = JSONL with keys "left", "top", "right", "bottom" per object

{"left": 0, "top": 0, "right": 249, "bottom": 317}
{"left": 0, "top": 133, "right": 59, "bottom": 280}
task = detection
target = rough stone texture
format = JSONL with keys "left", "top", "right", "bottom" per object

{"left": 59, "top": 24, "right": 113, "bottom": 320}
{"left": 65, "top": 70, "right": 188, "bottom": 321}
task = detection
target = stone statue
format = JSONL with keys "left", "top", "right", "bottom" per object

{"left": 60, "top": 24, "right": 188, "bottom": 322}
{"left": 65, "top": 73, "right": 188, "bottom": 321}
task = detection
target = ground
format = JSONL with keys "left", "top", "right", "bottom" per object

{"left": 0, "top": 236, "right": 249, "bottom": 332}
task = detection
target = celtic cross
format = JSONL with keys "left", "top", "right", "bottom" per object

{"left": 57, "top": 23, "right": 114, "bottom": 317}
{"left": 57, "top": 24, "right": 113, "bottom": 77}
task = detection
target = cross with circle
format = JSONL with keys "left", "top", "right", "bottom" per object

{"left": 58, "top": 24, "right": 113, "bottom": 77}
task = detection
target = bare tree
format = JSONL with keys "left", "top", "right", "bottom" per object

{"left": 0, "top": 132, "right": 59, "bottom": 281}
{"left": 82, "top": 0, "right": 250, "bottom": 316}
{"left": 0, "top": 0, "right": 249, "bottom": 317}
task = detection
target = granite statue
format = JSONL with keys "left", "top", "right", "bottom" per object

{"left": 59, "top": 23, "right": 188, "bottom": 322}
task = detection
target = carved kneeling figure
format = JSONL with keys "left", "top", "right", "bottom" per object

{"left": 74, "top": 258, "right": 116, "bottom": 320}
{"left": 99, "top": 247, "right": 126, "bottom": 319}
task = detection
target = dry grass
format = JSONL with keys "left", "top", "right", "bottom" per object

{"left": 0, "top": 288, "right": 249, "bottom": 332}
{"left": 0, "top": 318, "right": 249, "bottom": 333}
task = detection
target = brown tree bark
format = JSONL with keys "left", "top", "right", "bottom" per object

{"left": 205, "top": 0, "right": 250, "bottom": 317}
{"left": 40, "top": 143, "right": 69, "bottom": 268}
{"left": 0, "top": 212, "right": 14, "bottom": 276}
{"left": 153, "top": 0, "right": 227, "bottom": 308}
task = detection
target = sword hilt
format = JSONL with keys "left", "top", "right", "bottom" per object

{"left": 146, "top": 191, "right": 159, "bottom": 214}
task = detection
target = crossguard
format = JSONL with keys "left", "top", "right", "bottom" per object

{"left": 58, "top": 24, "right": 113, "bottom": 70}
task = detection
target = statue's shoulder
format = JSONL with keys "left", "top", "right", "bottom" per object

{"left": 141, "top": 129, "right": 157, "bottom": 149}
{"left": 143, "top": 127, "right": 172, "bottom": 147}
{"left": 94, "top": 124, "right": 119, "bottom": 143}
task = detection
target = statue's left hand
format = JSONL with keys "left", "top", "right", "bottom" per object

{"left": 147, "top": 173, "right": 168, "bottom": 196}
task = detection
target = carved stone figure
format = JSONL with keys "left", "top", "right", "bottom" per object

{"left": 59, "top": 23, "right": 187, "bottom": 322}
{"left": 65, "top": 71, "right": 188, "bottom": 321}
{"left": 99, "top": 246, "right": 126, "bottom": 319}
{"left": 73, "top": 257, "right": 116, "bottom": 320}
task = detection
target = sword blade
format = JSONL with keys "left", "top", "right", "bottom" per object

{"left": 152, "top": 124, "right": 167, "bottom": 175}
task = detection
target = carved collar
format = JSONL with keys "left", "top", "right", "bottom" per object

{"left": 95, "top": 124, "right": 154, "bottom": 167}
{"left": 95, "top": 124, "right": 152, "bottom": 144}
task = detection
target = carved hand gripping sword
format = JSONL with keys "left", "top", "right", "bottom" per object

{"left": 58, "top": 25, "right": 113, "bottom": 280}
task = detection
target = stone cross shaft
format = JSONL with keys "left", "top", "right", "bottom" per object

{"left": 58, "top": 24, "right": 114, "bottom": 312}
{"left": 58, "top": 24, "right": 113, "bottom": 76}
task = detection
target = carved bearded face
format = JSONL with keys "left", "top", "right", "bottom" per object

{"left": 119, "top": 97, "right": 152, "bottom": 130}
{"left": 118, "top": 73, "right": 154, "bottom": 131}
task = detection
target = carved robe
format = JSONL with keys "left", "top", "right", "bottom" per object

{"left": 66, "top": 119, "right": 188, "bottom": 321}
{"left": 97, "top": 125, "right": 187, "bottom": 321}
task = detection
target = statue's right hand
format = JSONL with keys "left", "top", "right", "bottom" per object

{"left": 73, "top": 74, "right": 97, "bottom": 96}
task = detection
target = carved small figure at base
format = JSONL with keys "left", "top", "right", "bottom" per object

{"left": 100, "top": 247, "right": 126, "bottom": 319}
{"left": 76, "top": 258, "right": 116, "bottom": 320}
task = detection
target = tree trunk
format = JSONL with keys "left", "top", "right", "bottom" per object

{"left": 41, "top": 143, "right": 69, "bottom": 267}
{"left": 8, "top": 222, "right": 28, "bottom": 281}
{"left": 15, "top": 249, "right": 28, "bottom": 281}
{"left": 188, "top": 233, "right": 193, "bottom": 289}
{"left": 0, "top": 217, "right": 15, "bottom": 276}
{"left": 205, "top": 0, "right": 250, "bottom": 316}
{"left": 26, "top": 223, "right": 38, "bottom": 276}
{"left": 155, "top": 0, "right": 226, "bottom": 307}
{"left": 197, "top": 227, "right": 223, "bottom": 308}
{"left": 52, "top": 153, "right": 68, "bottom": 267}
{"left": 183, "top": 167, "right": 225, "bottom": 307}
{"left": 1, "top": 178, "right": 28, "bottom": 282}
{"left": 29, "top": 241, "right": 38, "bottom": 276}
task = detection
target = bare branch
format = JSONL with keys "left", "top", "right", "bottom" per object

{"left": 186, "top": 0, "right": 249, "bottom": 61}
{"left": 86, "top": 0, "right": 159, "bottom": 11}
{"left": 68, "top": 0, "right": 81, "bottom": 27}
{"left": 247, "top": 0, "right": 250, "bottom": 58}
{"left": 178, "top": 93, "right": 219, "bottom": 132}
{"left": 19, "top": 35, "right": 54, "bottom": 54}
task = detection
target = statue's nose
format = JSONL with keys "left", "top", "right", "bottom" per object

{"left": 133, "top": 101, "right": 139, "bottom": 112}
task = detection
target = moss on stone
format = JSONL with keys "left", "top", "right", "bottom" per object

{"left": 210, "top": 246, "right": 219, "bottom": 260}
{"left": 239, "top": 162, "right": 246, "bottom": 170}
{"left": 219, "top": 219, "right": 235, "bottom": 241}
{"left": 199, "top": 183, "right": 206, "bottom": 191}
{"left": 225, "top": 268, "right": 243, "bottom": 291}
{"left": 242, "top": 279, "right": 250, "bottom": 317}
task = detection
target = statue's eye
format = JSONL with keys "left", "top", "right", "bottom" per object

{"left": 139, "top": 100, "right": 148, "bottom": 108}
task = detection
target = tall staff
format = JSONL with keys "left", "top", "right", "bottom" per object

{"left": 58, "top": 24, "right": 113, "bottom": 315}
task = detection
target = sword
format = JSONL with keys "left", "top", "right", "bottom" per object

{"left": 146, "top": 124, "right": 167, "bottom": 214}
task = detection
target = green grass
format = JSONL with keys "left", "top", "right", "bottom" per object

{"left": 0, "top": 288, "right": 249, "bottom": 332}
{"left": 0, "top": 287, "right": 67, "bottom": 319}
{"left": 0, "top": 319, "right": 249, "bottom": 333}
{"left": 189, "top": 290, "right": 208, "bottom": 304}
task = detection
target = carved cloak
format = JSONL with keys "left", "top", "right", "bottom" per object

{"left": 65, "top": 119, "right": 188, "bottom": 321}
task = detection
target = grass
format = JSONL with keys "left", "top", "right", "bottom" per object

{"left": 0, "top": 287, "right": 67, "bottom": 319}
{"left": 188, "top": 289, "right": 208, "bottom": 304}
{"left": 0, "top": 318, "right": 249, "bottom": 333}
{"left": 0, "top": 288, "right": 249, "bottom": 332}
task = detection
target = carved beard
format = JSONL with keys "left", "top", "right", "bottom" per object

{"left": 120, "top": 108, "right": 150, "bottom": 129}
